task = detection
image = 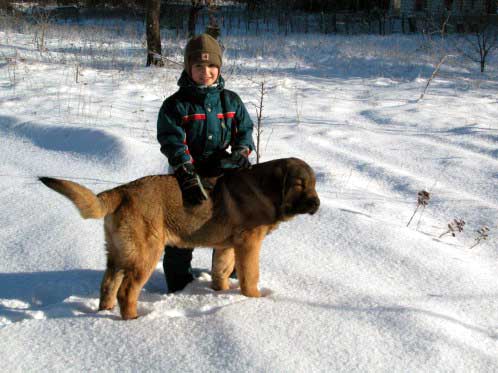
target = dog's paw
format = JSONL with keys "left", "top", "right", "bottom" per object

{"left": 98, "top": 302, "right": 116, "bottom": 311}
{"left": 211, "top": 277, "right": 230, "bottom": 291}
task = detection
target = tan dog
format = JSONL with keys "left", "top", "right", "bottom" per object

{"left": 39, "top": 157, "right": 320, "bottom": 320}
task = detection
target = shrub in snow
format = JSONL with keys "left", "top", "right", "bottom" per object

{"left": 438, "top": 218, "right": 465, "bottom": 239}
{"left": 407, "top": 190, "right": 430, "bottom": 228}
{"left": 469, "top": 225, "right": 490, "bottom": 249}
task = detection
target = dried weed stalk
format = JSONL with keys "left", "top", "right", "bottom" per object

{"left": 469, "top": 226, "right": 490, "bottom": 249}
{"left": 407, "top": 190, "right": 430, "bottom": 228}
{"left": 248, "top": 78, "right": 267, "bottom": 164}
{"left": 439, "top": 218, "right": 465, "bottom": 238}
{"left": 418, "top": 54, "right": 450, "bottom": 102}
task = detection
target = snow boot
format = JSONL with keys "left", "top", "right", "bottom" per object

{"left": 163, "top": 247, "right": 194, "bottom": 293}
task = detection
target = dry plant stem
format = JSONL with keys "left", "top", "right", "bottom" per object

{"left": 295, "top": 88, "right": 302, "bottom": 126}
{"left": 439, "top": 231, "right": 450, "bottom": 238}
{"left": 440, "top": 14, "right": 450, "bottom": 38}
{"left": 439, "top": 218, "right": 465, "bottom": 238}
{"left": 419, "top": 54, "right": 448, "bottom": 101}
{"left": 33, "top": 10, "right": 51, "bottom": 53}
{"left": 469, "top": 241, "right": 480, "bottom": 249}
{"left": 406, "top": 205, "right": 420, "bottom": 227}
{"left": 255, "top": 81, "right": 265, "bottom": 164}
{"left": 6, "top": 51, "right": 17, "bottom": 86}
{"left": 469, "top": 226, "right": 490, "bottom": 249}
{"left": 407, "top": 191, "right": 430, "bottom": 228}
{"left": 248, "top": 78, "right": 266, "bottom": 165}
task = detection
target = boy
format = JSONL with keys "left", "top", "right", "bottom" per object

{"left": 157, "top": 33, "right": 255, "bottom": 293}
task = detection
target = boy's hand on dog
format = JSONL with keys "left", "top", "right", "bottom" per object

{"left": 174, "top": 163, "right": 208, "bottom": 205}
{"left": 220, "top": 148, "right": 251, "bottom": 170}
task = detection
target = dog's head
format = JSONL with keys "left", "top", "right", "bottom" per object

{"left": 220, "top": 157, "right": 320, "bottom": 225}
{"left": 275, "top": 158, "right": 320, "bottom": 219}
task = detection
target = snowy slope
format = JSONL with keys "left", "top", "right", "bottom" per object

{"left": 1, "top": 20, "right": 497, "bottom": 372}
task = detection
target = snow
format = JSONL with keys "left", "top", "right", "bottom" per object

{"left": 1, "top": 17, "right": 498, "bottom": 372}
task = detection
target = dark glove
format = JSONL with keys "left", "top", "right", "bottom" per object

{"left": 220, "top": 148, "right": 251, "bottom": 170}
{"left": 174, "top": 163, "right": 208, "bottom": 205}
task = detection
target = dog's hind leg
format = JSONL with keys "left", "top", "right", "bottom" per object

{"left": 116, "top": 242, "right": 164, "bottom": 320}
{"left": 98, "top": 230, "right": 125, "bottom": 311}
{"left": 211, "top": 248, "right": 235, "bottom": 291}
{"left": 116, "top": 270, "right": 146, "bottom": 320}
{"left": 99, "top": 258, "right": 124, "bottom": 311}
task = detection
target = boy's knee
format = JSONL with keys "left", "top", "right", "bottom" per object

{"left": 163, "top": 247, "right": 193, "bottom": 271}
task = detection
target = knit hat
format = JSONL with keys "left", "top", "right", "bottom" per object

{"left": 184, "top": 34, "right": 222, "bottom": 77}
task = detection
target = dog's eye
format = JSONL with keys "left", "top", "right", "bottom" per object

{"left": 293, "top": 180, "right": 304, "bottom": 189}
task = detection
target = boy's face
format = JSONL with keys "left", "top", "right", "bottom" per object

{"left": 191, "top": 63, "right": 219, "bottom": 86}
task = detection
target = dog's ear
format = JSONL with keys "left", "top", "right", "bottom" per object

{"left": 257, "top": 158, "right": 319, "bottom": 220}
{"left": 259, "top": 161, "right": 285, "bottom": 195}
{"left": 256, "top": 160, "right": 288, "bottom": 217}
{"left": 266, "top": 160, "right": 293, "bottom": 217}
{"left": 280, "top": 167, "right": 295, "bottom": 216}
{"left": 268, "top": 159, "right": 307, "bottom": 216}
{"left": 279, "top": 159, "right": 320, "bottom": 217}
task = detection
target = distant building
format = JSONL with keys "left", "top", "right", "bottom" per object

{"left": 391, "top": 0, "right": 497, "bottom": 16}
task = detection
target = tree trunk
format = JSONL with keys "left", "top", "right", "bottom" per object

{"left": 146, "top": 0, "right": 164, "bottom": 67}
{"left": 206, "top": 3, "right": 221, "bottom": 39}
{"left": 188, "top": 1, "right": 203, "bottom": 38}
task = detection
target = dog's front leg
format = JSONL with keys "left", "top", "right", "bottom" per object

{"left": 211, "top": 248, "right": 235, "bottom": 291}
{"left": 234, "top": 228, "right": 266, "bottom": 298}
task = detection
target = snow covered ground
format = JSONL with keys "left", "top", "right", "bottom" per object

{"left": 1, "top": 17, "right": 498, "bottom": 372}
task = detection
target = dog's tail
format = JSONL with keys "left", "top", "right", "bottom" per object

{"left": 39, "top": 177, "right": 122, "bottom": 219}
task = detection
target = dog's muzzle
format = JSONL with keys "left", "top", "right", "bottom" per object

{"left": 306, "top": 196, "right": 320, "bottom": 215}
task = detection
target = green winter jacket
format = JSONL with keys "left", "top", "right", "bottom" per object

{"left": 157, "top": 71, "right": 254, "bottom": 171}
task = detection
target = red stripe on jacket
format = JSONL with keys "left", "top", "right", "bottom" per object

{"left": 217, "top": 112, "right": 236, "bottom": 119}
{"left": 182, "top": 112, "right": 236, "bottom": 123}
{"left": 182, "top": 114, "right": 206, "bottom": 123}
{"left": 181, "top": 111, "right": 237, "bottom": 161}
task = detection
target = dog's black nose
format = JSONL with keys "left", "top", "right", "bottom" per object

{"left": 307, "top": 197, "right": 320, "bottom": 215}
